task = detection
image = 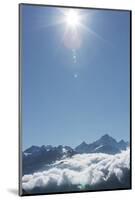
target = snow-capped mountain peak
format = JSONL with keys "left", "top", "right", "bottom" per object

{"left": 23, "top": 135, "right": 128, "bottom": 175}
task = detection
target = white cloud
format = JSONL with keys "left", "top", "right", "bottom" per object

{"left": 22, "top": 149, "right": 130, "bottom": 192}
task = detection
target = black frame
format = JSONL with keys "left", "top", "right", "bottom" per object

{"left": 19, "top": 3, "right": 132, "bottom": 196}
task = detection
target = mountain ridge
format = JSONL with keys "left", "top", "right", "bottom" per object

{"left": 23, "top": 134, "right": 129, "bottom": 175}
{"left": 24, "top": 134, "right": 128, "bottom": 154}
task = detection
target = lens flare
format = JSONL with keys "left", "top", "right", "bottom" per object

{"left": 65, "top": 10, "right": 80, "bottom": 28}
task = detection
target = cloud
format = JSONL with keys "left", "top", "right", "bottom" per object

{"left": 22, "top": 149, "right": 130, "bottom": 194}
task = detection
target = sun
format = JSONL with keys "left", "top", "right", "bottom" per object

{"left": 65, "top": 10, "right": 80, "bottom": 28}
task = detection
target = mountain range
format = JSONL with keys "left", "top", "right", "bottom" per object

{"left": 22, "top": 134, "right": 128, "bottom": 175}
{"left": 75, "top": 134, "right": 128, "bottom": 154}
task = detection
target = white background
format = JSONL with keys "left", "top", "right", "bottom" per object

{"left": 0, "top": 0, "right": 134, "bottom": 199}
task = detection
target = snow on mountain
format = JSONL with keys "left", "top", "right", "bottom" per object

{"left": 94, "top": 145, "right": 103, "bottom": 151}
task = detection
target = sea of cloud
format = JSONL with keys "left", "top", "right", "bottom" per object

{"left": 22, "top": 149, "right": 130, "bottom": 193}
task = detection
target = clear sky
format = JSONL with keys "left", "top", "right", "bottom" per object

{"left": 21, "top": 5, "right": 130, "bottom": 150}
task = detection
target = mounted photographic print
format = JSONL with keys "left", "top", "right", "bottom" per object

{"left": 19, "top": 3, "right": 132, "bottom": 196}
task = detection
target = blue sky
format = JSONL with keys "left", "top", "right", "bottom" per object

{"left": 21, "top": 5, "right": 130, "bottom": 150}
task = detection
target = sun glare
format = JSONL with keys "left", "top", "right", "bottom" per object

{"left": 65, "top": 10, "right": 80, "bottom": 28}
